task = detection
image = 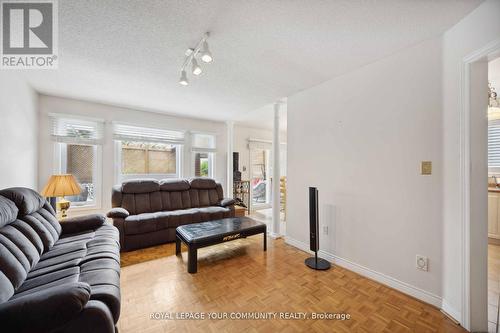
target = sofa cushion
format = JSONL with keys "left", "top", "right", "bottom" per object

{"left": 0, "top": 190, "right": 63, "bottom": 303}
{"left": 12, "top": 223, "right": 121, "bottom": 323}
{"left": 121, "top": 179, "right": 159, "bottom": 194}
{"left": 0, "top": 196, "right": 19, "bottom": 228}
{"left": 0, "top": 197, "right": 17, "bottom": 228}
{"left": 124, "top": 213, "right": 157, "bottom": 235}
{"left": 161, "top": 190, "right": 192, "bottom": 211}
{"left": 107, "top": 207, "right": 129, "bottom": 219}
{"left": 60, "top": 214, "right": 106, "bottom": 235}
{"left": 193, "top": 188, "right": 220, "bottom": 207}
{"left": 157, "top": 209, "right": 202, "bottom": 229}
{"left": 121, "top": 191, "right": 163, "bottom": 215}
{"left": 159, "top": 179, "right": 190, "bottom": 191}
{"left": 189, "top": 178, "right": 217, "bottom": 189}
{"left": 123, "top": 208, "right": 207, "bottom": 235}
{"left": 0, "top": 188, "right": 46, "bottom": 216}
{"left": 197, "top": 206, "right": 231, "bottom": 221}
{"left": 0, "top": 225, "right": 40, "bottom": 269}
{"left": 0, "top": 282, "right": 92, "bottom": 333}
{"left": 20, "top": 212, "right": 61, "bottom": 252}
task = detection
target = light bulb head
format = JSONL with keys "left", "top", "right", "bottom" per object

{"left": 179, "top": 70, "right": 188, "bottom": 86}
{"left": 200, "top": 41, "right": 213, "bottom": 63}
{"left": 191, "top": 58, "right": 202, "bottom": 76}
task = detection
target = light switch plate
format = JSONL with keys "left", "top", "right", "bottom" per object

{"left": 421, "top": 161, "right": 432, "bottom": 175}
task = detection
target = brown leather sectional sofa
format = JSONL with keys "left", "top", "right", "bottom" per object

{"left": 107, "top": 178, "right": 235, "bottom": 251}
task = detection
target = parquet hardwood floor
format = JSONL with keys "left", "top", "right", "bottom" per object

{"left": 118, "top": 236, "right": 467, "bottom": 333}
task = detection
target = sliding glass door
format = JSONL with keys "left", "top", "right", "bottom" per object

{"left": 250, "top": 148, "right": 271, "bottom": 208}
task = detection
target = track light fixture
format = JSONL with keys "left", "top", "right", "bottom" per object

{"left": 191, "top": 58, "right": 202, "bottom": 76}
{"left": 179, "top": 32, "right": 213, "bottom": 86}
{"left": 179, "top": 70, "right": 188, "bottom": 86}
{"left": 200, "top": 41, "right": 213, "bottom": 63}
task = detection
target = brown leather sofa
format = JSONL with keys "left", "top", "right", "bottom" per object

{"left": 107, "top": 178, "right": 235, "bottom": 251}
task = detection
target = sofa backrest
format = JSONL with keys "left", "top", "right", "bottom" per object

{"left": 111, "top": 178, "right": 224, "bottom": 215}
{"left": 0, "top": 188, "right": 60, "bottom": 303}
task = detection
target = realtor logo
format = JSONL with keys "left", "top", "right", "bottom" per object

{"left": 1, "top": 0, "right": 58, "bottom": 69}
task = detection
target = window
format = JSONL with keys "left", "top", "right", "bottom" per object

{"left": 121, "top": 141, "right": 178, "bottom": 176}
{"left": 57, "top": 143, "right": 99, "bottom": 207}
{"left": 114, "top": 123, "right": 185, "bottom": 181}
{"left": 489, "top": 119, "right": 500, "bottom": 171}
{"left": 191, "top": 133, "right": 216, "bottom": 178}
{"left": 194, "top": 152, "right": 213, "bottom": 177}
{"left": 50, "top": 114, "right": 103, "bottom": 208}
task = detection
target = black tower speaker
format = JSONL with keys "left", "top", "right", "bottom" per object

{"left": 233, "top": 152, "right": 239, "bottom": 172}
{"left": 233, "top": 152, "right": 241, "bottom": 181}
{"left": 305, "top": 187, "right": 331, "bottom": 270}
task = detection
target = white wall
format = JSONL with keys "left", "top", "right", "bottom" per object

{"left": 0, "top": 73, "right": 38, "bottom": 189}
{"left": 38, "top": 95, "right": 228, "bottom": 216}
{"left": 286, "top": 37, "right": 443, "bottom": 304}
{"left": 441, "top": 0, "right": 500, "bottom": 329}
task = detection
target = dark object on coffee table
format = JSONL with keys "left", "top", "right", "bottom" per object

{"left": 176, "top": 217, "right": 266, "bottom": 273}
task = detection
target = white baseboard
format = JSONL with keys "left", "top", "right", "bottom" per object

{"left": 284, "top": 236, "right": 443, "bottom": 308}
{"left": 269, "top": 232, "right": 283, "bottom": 239}
{"left": 441, "top": 299, "right": 462, "bottom": 324}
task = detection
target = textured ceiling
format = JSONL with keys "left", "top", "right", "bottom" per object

{"left": 23, "top": 0, "right": 482, "bottom": 123}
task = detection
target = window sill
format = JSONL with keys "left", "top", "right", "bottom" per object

{"left": 69, "top": 203, "right": 101, "bottom": 212}
{"left": 120, "top": 174, "right": 179, "bottom": 181}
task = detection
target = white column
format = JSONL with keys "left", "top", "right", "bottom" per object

{"left": 226, "top": 121, "right": 234, "bottom": 198}
{"left": 183, "top": 131, "right": 192, "bottom": 178}
{"left": 271, "top": 102, "right": 281, "bottom": 238}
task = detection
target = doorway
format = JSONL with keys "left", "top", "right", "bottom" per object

{"left": 463, "top": 41, "right": 500, "bottom": 332}
{"left": 250, "top": 147, "right": 271, "bottom": 208}
{"left": 487, "top": 56, "right": 500, "bottom": 333}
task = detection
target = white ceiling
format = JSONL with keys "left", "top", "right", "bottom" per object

{"left": 23, "top": 0, "right": 482, "bottom": 124}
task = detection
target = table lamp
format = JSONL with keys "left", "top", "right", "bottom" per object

{"left": 41, "top": 174, "right": 81, "bottom": 218}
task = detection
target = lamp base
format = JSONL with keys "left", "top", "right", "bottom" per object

{"left": 57, "top": 198, "right": 71, "bottom": 218}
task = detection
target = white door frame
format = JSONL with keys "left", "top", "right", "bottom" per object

{"left": 459, "top": 38, "right": 500, "bottom": 331}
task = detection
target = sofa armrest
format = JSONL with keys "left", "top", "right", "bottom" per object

{"left": 60, "top": 214, "right": 106, "bottom": 235}
{"left": 107, "top": 207, "right": 129, "bottom": 219}
{"left": 219, "top": 198, "right": 236, "bottom": 207}
{"left": 0, "top": 282, "right": 91, "bottom": 333}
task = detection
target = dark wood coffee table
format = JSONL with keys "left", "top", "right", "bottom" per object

{"left": 175, "top": 217, "right": 267, "bottom": 273}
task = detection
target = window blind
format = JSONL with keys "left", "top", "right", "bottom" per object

{"left": 248, "top": 138, "right": 272, "bottom": 150}
{"left": 113, "top": 123, "right": 185, "bottom": 145}
{"left": 489, "top": 119, "right": 500, "bottom": 167}
{"left": 49, "top": 113, "right": 104, "bottom": 145}
{"left": 191, "top": 133, "right": 216, "bottom": 152}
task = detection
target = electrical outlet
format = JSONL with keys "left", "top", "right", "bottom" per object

{"left": 416, "top": 255, "right": 428, "bottom": 271}
{"left": 322, "top": 226, "right": 328, "bottom": 235}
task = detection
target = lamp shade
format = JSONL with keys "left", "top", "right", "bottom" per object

{"left": 41, "top": 174, "right": 81, "bottom": 197}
